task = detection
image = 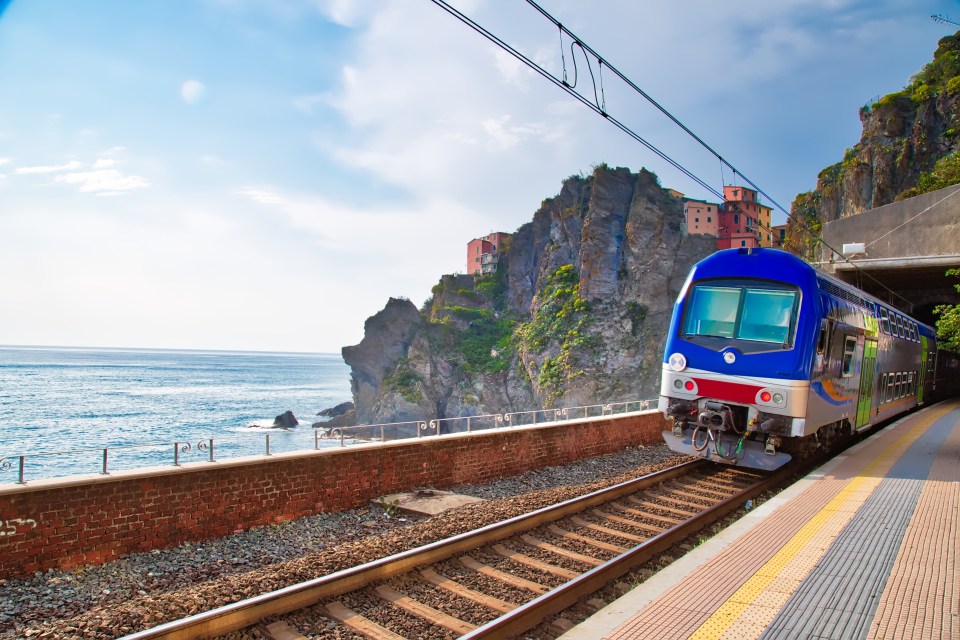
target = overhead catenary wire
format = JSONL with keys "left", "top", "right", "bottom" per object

{"left": 522, "top": 0, "right": 847, "bottom": 257}
{"left": 428, "top": 0, "right": 914, "bottom": 308}
{"left": 428, "top": 0, "right": 725, "bottom": 199}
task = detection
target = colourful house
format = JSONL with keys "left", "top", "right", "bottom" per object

{"left": 467, "top": 232, "right": 510, "bottom": 275}
{"left": 717, "top": 185, "right": 772, "bottom": 249}
{"left": 684, "top": 198, "right": 720, "bottom": 236}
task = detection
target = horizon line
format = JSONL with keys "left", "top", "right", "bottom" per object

{"left": 0, "top": 344, "right": 344, "bottom": 357}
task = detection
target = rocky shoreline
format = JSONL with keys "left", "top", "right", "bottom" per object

{"left": 1, "top": 444, "right": 685, "bottom": 639}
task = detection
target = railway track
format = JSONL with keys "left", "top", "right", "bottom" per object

{"left": 122, "top": 459, "right": 795, "bottom": 640}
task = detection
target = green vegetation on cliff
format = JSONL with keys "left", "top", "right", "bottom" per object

{"left": 934, "top": 269, "right": 960, "bottom": 352}
{"left": 898, "top": 150, "right": 960, "bottom": 200}
{"left": 383, "top": 357, "right": 423, "bottom": 403}
{"left": 517, "top": 264, "right": 597, "bottom": 403}
{"left": 426, "top": 269, "right": 516, "bottom": 375}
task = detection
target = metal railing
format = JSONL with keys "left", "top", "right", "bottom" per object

{"left": 0, "top": 398, "right": 657, "bottom": 485}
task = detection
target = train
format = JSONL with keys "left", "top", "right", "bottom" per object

{"left": 658, "top": 247, "right": 959, "bottom": 470}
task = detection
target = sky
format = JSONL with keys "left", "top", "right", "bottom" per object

{"left": 0, "top": 0, "right": 955, "bottom": 354}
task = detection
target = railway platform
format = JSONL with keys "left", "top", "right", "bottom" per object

{"left": 562, "top": 400, "right": 960, "bottom": 640}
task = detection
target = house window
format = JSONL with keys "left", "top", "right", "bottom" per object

{"left": 695, "top": 217, "right": 699, "bottom": 222}
{"left": 734, "top": 214, "right": 739, "bottom": 224}
{"left": 707, "top": 217, "right": 712, "bottom": 222}
{"left": 741, "top": 240, "right": 746, "bottom": 247}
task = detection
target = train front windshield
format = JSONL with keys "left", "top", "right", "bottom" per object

{"left": 682, "top": 282, "right": 798, "bottom": 347}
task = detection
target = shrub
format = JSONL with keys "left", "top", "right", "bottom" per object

{"left": 383, "top": 358, "right": 423, "bottom": 403}
{"left": 911, "top": 83, "right": 937, "bottom": 103}
{"left": 947, "top": 76, "right": 960, "bottom": 95}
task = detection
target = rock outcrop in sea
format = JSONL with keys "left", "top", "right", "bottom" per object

{"left": 340, "top": 165, "right": 714, "bottom": 426}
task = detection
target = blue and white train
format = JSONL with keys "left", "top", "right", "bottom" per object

{"left": 659, "top": 247, "right": 957, "bottom": 470}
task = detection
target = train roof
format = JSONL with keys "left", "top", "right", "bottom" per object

{"left": 688, "top": 248, "right": 935, "bottom": 333}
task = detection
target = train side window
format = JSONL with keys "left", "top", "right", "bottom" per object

{"left": 879, "top": 308, "right": 890, "bottom": 334}
{"left": 841, "top": 336, "right": 857, "bottom": 377}
{"left": 887, "top": 375, "right": 895, "bottom": 402}
{"left": 816, "top": 321, "right": 831, "bottom": 354}
{"left": 908, "top": 372, "right": 915, "bottom": 395}
{"left": 895, "top": 316, "right": 903, "bottom": 338}
{"left": 880, "top": 373, "right": 887, "bottom": 403}
{"left": 897, "top": 372, "right": 904, "bottom": 398}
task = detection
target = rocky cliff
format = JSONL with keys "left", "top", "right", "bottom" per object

{"left": 341, "top": 165, "right": 714, "bottom": 425}
{"left": 787, "top": 31, "right": 960, "bottom": 256}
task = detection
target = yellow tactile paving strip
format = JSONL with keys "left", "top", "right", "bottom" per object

{"left": 603, "top": 402, "right": 956, "bottom": 640}
{"left": 866, "top": 411, "right": 960, "bottom": 640}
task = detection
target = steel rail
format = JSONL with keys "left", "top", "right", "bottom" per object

{"left": 119, "top": 460, "right": 705, "bottom": 640}
{"left": 460, "top": 461, "right": 796, "bottom": 639}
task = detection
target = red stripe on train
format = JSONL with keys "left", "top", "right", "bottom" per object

{"left": 692, "top": 377, "right": 764, "bottom": 405}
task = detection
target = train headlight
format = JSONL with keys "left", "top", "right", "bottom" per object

{"left": 668, "top": 353, "right": 687, "bottom": 372}
{"left": 773, "top": 393, "right": 784, "bottom": 404}
{"left": 673, "top": 379, "right": 683, "bottom": 390}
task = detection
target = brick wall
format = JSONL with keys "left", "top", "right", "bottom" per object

{"left": 0, "top": 411, "right": 670, "bottom": 579}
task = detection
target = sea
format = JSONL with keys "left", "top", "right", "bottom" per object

{"left": 0, "top": 346, "right": 353, "bottom": 483}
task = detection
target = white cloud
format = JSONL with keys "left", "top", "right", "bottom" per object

{"left": 93, "top": 158, "right": 116, "bottom": 169}
{"left": 180, "top": 80, "right": 206, "bottom": 104}
{"left": 239, "top": 187, "right": 286, "bottom": 205}
{"left": 238, "top": 183, "right": 481, "bottom": 265}
{"left": 15, "top": 161, "right": 83, "bottom": 175}
{"left": 310, "top": 0, "right": 377, "bottom": 27}
{"left": 54, "top": 169, "right": 150, "bottom": 193}
{"left": 0, "top": 158, "right": 10, "bottom": 166}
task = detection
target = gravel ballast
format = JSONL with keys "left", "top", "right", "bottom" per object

{"left": 0, "top": 444, "right": 685, "bottom": 639}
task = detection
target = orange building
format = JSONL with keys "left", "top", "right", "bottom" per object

{"left": 684, "top": 199, "right": 720, "bottom": 236}
{"left": 772, "top": 224, "right": 788, "bottom": 247}
{"left": 467, "top": 232, "right": 510, "bottom": 275}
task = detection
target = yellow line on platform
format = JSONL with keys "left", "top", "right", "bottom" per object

{"left": 689, "top": 402, "right": 957, "bottom": 640}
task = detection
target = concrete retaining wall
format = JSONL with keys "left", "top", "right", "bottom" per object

{"left": 0, "top": 411, "right": 670, "bottom": 579}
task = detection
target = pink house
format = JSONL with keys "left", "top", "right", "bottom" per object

{"left": 467, "top": 232, "right": 510, "bottom": 275}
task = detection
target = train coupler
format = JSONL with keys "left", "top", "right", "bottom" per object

{"left": 663, "top": 427, "right": 791, "bottom": 471}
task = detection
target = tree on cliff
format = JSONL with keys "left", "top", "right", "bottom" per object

{"left": 934, "top": 268, "right": 960, "bottom": 352}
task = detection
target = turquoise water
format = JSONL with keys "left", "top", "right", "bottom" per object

{"left": 0, "top": 346, "right": 352, "bottom": 482}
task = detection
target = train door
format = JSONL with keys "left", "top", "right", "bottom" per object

{"left": 918, "top": 336, "right": 928, "bottom": 404}
{"left": 856, "top": 339, "right": 877, "bottom": 430}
